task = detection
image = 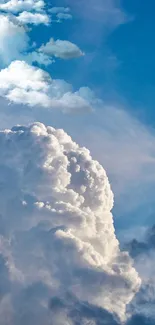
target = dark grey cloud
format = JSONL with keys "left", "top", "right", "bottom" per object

{"left": 125, "top": 225, "right": 155, "bottom": 258}
{"left": 49, "top": 294, "right": 119, "bottom": 325}
{"left": 124, "top": 225, "right": 155, "bottom": 323}
{"left": 127, "top": 314, "right": 155, "bottom": 325}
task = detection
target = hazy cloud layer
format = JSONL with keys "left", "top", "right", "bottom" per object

{"left": 48, "top": 6, "right": 72, "bottom": 21}
{"left": 65, "top": 0, "right": 128, "bottom": 45}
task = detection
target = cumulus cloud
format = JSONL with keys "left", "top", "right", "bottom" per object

{"left": 0, "top": 0, "right": 50, "bottom": 26}
{"left": 0, "top": 60, "right": 100, "bottom": 112}
{"left": 0, "top": 0, "right": 45, "bottom": 13}
{"left": 39, "top": 38, "right": 84, "bottom": 59}
{"left": 25, "top": 50, "right": 52, "bottom": 65}
{"left": 16, "top": 11, "right": 50, "bottom": 25}
{"left": 0, "top": 121, "right": 140, "bottom": 324}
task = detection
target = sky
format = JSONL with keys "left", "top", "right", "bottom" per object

{"left": 0, "top": 0, "right": 155, "bottom": 324}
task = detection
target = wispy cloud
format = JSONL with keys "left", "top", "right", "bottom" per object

{"left": 68, "top": 0, "right": 126, "bottom": 24}
{"left": 62, "top": 0, "right": 129, "bottom": 94}
{"left": 48, "top": 6, "right": 72, "bottom": 21}
{"left": 65, "top": 0, "right": 128, "bottom": 44}
{"left": 70, "top": 105, "right": 155, "bottom": 222}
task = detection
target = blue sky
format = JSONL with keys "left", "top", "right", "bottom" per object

{"left": 0, "top": 0, "right": 155, "bottom": 230}
{"left": 40, "top": 0, "right": 155, "bottom": 229}
{"left": 108, "top": 0, "right": 155, "bottom": 121}
{"left": 28, "top": 0, "right": 155, "bottom": 128}
{"left": 37, "top": 0, "right": 155, "bottom": 124}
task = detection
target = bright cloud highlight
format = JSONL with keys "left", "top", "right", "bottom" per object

{"left": 0, "top": 0, "right": 45, "bottom": 13}
{"left": 17, "top": 11, "right": 50, "bottom": 25}
{"left": 0, "top": 60, "right": 100, "bottom": 112}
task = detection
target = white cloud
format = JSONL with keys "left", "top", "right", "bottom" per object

{"left": 0, "top": 1, "right": 50, "bottom": 26}
{"left": 17, "top": 11, "right": 50, "bottom": 25}
{"left": 0, "top": 14, "right": 29, "bottom": 65}
{"left": 39, "top": 38, "right": 84, "bottom": 60}
{"left": 26, "top": 50, "right": 53, "bottom": 65}
{"left": 0, "top": 0, "right": 45, "bottom": 13}
{"left": 0, "top": 121, "right": 140, "bottom": 324}
{"left": 0, "top": 60, "right": 50, "bottom": 92}
{"left": 30, "top": 37, "right": 84, "bottom": 65}
{"left": 0, "top": 60, "right": 99, "bottom": 112}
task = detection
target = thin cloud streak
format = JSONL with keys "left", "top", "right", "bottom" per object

{"left": 72, "top": 105, "right": 155, "bottom": 221}
{"left": 65, "top": 0, "right": 128, "bottom": 45}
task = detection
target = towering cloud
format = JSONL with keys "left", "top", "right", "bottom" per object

{"left": 0, "top": 122, "right": 140, "bottom": 324}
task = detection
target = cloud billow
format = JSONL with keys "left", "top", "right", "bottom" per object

{"left": 0, "top": 0, "right": 45, "bottom": 13}
{"left": 0, "top": 122, "right": 140, "bottom": 324}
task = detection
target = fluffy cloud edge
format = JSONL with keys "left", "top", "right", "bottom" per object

{"left": 0, "top": 60, "right": 99, "bottom": 113}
